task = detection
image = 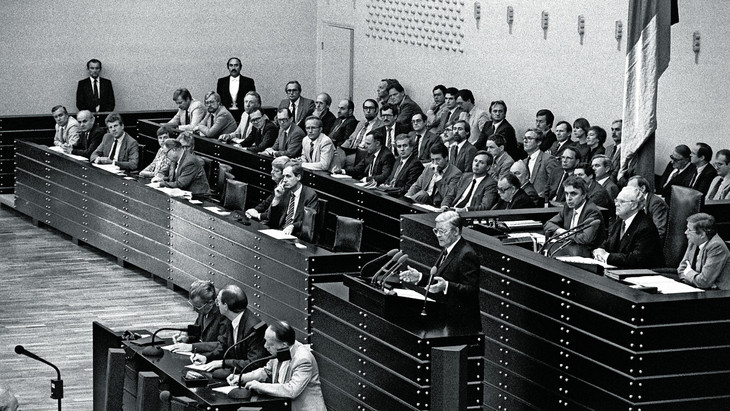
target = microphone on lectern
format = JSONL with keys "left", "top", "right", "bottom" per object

{"left": 420, "top": 266, "right": 438, "bottom": 316}
{"left": 379, "top": 254, "right": 409, "bottom": 289}
{"left": 371, "top": 250, "right": 403, "bottom": 286}
{"left": 361, "top": 249, "right": 399, "bottom": 281}
{"left": 142, "top": 324, "right": 201, "bottom": 357}
{"left": 211, "top": 321, "right": 267, "bottom": 379}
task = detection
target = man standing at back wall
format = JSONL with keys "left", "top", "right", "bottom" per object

{"left": 216, "top": 57, "right": 256, "bottom": 112}
{"left": 76, "top": 59, "right": 115, "bottom": 112}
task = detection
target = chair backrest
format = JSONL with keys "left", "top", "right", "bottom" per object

{"left": 663, "top": 185, "right": 703, "bottom": 267}
{"left": 137, "top": 144, "right": 146, "bottom": 171}
{"left": 223, "top": 179, "right": 248, "bottom": 212}
{"left": 216, "top": 163, "right": 233, "bottom": 196}
{"left": 200, "top": 156, "right": 214, "bottom": 186}
{"left": 300, "top": 206, "right": 317, "bottom": 243}
{"left": 333, "top": 216, "right": 363, "bottom": 252}
{"left": 314, "top": 198, "right": 328, "bottom": 244}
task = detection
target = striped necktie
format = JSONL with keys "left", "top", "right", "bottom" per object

{"left": 284, "top": 193, "right": 296, "bottom": 227}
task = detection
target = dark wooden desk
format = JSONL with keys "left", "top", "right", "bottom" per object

{"left": 401, "top": 213, "right": 730, "bottom": 410}
{"left": 136, "top": 119, "right": 425, "bottom": 252}
{"left": 15, "top": 141, "right": 373, "bottom": 341}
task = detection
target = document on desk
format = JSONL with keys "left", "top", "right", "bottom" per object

{"left": 204, "top": 206, "right": 231, "bottom": 216}
{"left": 145, "top": 183, "right": 192, "bottom": 198}
{"left": 392, "top": 288, "right": 434, "bottom": 301}
{"left": 160, "top": 344, "right": 193, "bottom": 356}
{"left": 259, "top": 229, "right": 297, "bottom": 240}
{"left": 556, "top": 256, "right": 616, "bottom": 269}
{"left": 184, "top": 363, "right": 210, "bottom": 371}
{"left": 212, "top": 385, "right": 237, "bottom": 394}
{"left": 623, "top": 275, "right": 704, "bottom": 294}
{"left": 92, "top": 163, "right": 125, "bottom": 175}
{"left": 48, "top": 145, "right": 89, "bottom": 161}
{"left": 329, "top": 173, "right": 353, "bottom": 179}
{"left": 413, "top": 203, "right": 442, "bottom": 212}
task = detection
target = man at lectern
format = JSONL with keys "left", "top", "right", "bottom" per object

{"left": 399, "top": 211, "right": 481, "bottom": 329}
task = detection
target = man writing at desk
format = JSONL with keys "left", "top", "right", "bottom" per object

{"left": 158, "top": 139, "right": 210, "bottom": 197}
{"left": 399, "top": 211, "right": 481, "bottom": 329}
{"left": 90, "top": 113, "right": 139, "bottom": 171}
{"left": 262, "top": 162, "right": 318, "bottom": 237}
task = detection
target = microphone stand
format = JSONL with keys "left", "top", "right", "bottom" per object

{"left": 379, "top": 254, "right": 409, "bottom": 290}
{"left": 142, "top": 325, "right": 201, "bottom": 357}
{"left": 420, "top": 266, "right": 438, "bottom": 316}
{"left": 15, "top": 345, "right": 63, "bottom": 411}
{"left": 211, "top": 321, "right": 266, "bottom": 380}
{"left": 229, "top": 348, "right": 292, "bottom": 399}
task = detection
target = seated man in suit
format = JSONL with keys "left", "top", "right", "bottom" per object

{"left": 441, "top": 151, "right": 498, "bottom": 212}
{"left": 262, "top": 162, "right": 319, "bottom": 237}
{"left": 591, "top": 155, "right": 619, "bottom": 199}
{"left": 399, "top": 211, "right": 481, "bottom": 330}
{"left": 678, "top": 213, "right": 730, "bottom": 290}
{"left": 457, "top": 89, "right": 490, "bottom": 141}
{"left": 478, "top": 100, "right": 521, "bottom": 159}
{"left": 76, "top": 58, "right": 115, "bottom": 112}
{"left": 216, "top": 57, "right": 256, "bottom": 112}
{"left": 410, "top": 113, "right": 440, "bottom": 162}
{"left": 435, "top": 87, "right": 463, "bottom": 135}
{"left": 573, "top": 164, "right": 614, "bottom": 212}
{"left": 264, "top": 108, "right": 305, "bottom": 158}
{"left": 279, "top": 81, "right": 315, "bottom": 127}
{"left": 706, "top": 149, "right": 730, "bottom": 200}
{"left": 240, "top": 108, "right": 278, "bottom": 153}
{"left": 194, "top": 91, "right": 237, "bottom": 139}
{"left": 219, "top": 91, "right": 263, "bottom": 144}
{"left": 688, "top": 142, "right": 717, "bottom": 195}
{"left": 342, "top": 127, "right": 395, "bottom": 184}
{"left": 338, "top": 99, "right": 383, "bottom": 169}
{"left": 547, "top": 147, "right": 581, "bottom": 203}
{"left": 544, "top": 176, "right": 606, "bottom": 257}
{"left": 158, "top": 139, "right": 210, "bottom": 197}
{"left": 52, "top": 105, "right": 80, "bottom": 151}
{"left": 310, "top": 93, "right": 337, "bottom": 135}
{"left": 406, "top": 143, "right": 463, "bottom": 206}
{"left": 509, "top": 161, "right": 541, "bottom": 206}
{"left": 626, "top": 175, "right": 668, "bottom": 243}
{"left": 380, "top": 133, "right": 424, "bottom": 195}
{"left": 71, "top": 110, "right": 105, "bottom": 158}
{"left": 380, "top": 104, "right": 409, "bottom": 156}
{"left": 228, "top": 321, "right": 327, "bottom": 411}
{"left": 194, "top": 285, "right": 267, "bottom": 373}
{"left": 449, "top": 120, "right": 477, "bottom": 173}
{"left": 593, "top": 186, "right": 664, "bottom": 268}
{"left": 657, "top": 144, "right": 695, "bottom": 199}
{"left": 245, "top": 156, "right": 290, "bottom": 220}
{"left": 167, "top": 88, "right": 206, "bottom": 131}
{"left": 387, "top": 80, "right": 423, "bottom": 131}
{"left": 549, "top": 121, "right": 575, "bottom": 159}
{"left": 170, "top": 280, "right": 228, "bottom": 359}
{"left": 425, "top": 84, "right": 448, "bottom": 131}
{"left": 485, "top": 134, "right": 515, "bottom": 180}
{"left": 523, "top": 128, "right": 556, "bottom": 201}
{"left": 492, "top": 173, "right": 534, "bottom": 210}
{"left": 90, "top": 112, "right": 139, "bottom": 171}
{"left": 328, "top": 99, "right": 358, "bottom": 149}
{"left": 535, "top": 109, "right": 556, "bottom": 152}
{"left": 300, "top": 116, "right": 334, "bottom": 171}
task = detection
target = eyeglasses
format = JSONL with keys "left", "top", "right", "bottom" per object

{"left": 497, "top": 186, "right": 514, "bottom": 193}
{"left": 250, "top": 116, "right": 264, "bottom": 122}
{"left": 614, "top": 199, "right": 636, "bottom": 205}
{"left": 285, "top": 89, "right": 299, "bottom": 93}
{"left": 188, "top": 300, "right": 213, "bottom": 311}
{"left": 204, "top": 100, "right": 217, "bottom": 106}
{"left": 305, "top": 126, "right": 321, "bottom": 130}
{"left": 380, "top": 114, "right": 394, "bottom": 118}
{"left": 432, "top": 228, "right": 450, "bottom": 236}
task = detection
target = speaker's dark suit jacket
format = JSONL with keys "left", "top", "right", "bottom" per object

{"left": 477, "top": 119, "right": 523, "bottom": 159}
{"left": 187, "top": 306, "right": 228, "bottom": 359}
{"left": 76, "top": 77, "right": 115, "bottom": 112}
{"left": 601, "top": 211, "right": 664, "bottom": 268}
{"left": 219, "top": 310, "right": 267, "bottom": 369}
{"left": 347, "top": 148, "right": 396, "bottom": 184}
{"left": 418, "top": 238, "right": 481, "bottom": 330}
{"left": 216, "top": 75, "right": 256, "bottom": 109}
{"left": 658, "top": 162, "right": 696, "bottom": 199}
{"left": 71, "top": 125, "right": 105, "bottom": 158}
{"left": 90, "top": 132, "right": 139, "bottom": 171}
{"left": 265, "top": 186, "right": 319, "bottom": 236}
{"left": 442, "top": 173, "right": 498, "bottom": 211}
{"left": 385, "top": 154, "right": 424, "bottom": 195}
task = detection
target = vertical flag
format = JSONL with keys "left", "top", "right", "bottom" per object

{"left": 620, "top": 0, "right": 679, "bottom": 185}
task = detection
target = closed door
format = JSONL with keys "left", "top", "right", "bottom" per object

{"left": 320, "top": 24, "right": 354, "bottom": 101}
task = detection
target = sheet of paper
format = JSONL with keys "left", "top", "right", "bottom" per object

{"left": 392, "top": 288, "right": 434, "bottom": 301}
{"left": 212, "top": 385, "right": 237, "bottom": 394}
{"left": 259, "top": 229, "right": 297, "bottom": 240}
{"left": 503, "top": 220, "right": 542, "bottom": 228}
{"left": 92, "top": 163, "right": 124, "bottom": 174}
{"left": 184, "top": 363, "right": 210, "bottom": 371}
{"left": 204, "top": 206, "right": 231, "bottom": 216}
{"left": 413, "top": 203, "right": 441, "bottom": 212}
{"left": 329, "top": 173, "right": 352, "bottom": 179}
{"left": 160, "top": 344, "right": 194, "bottom": 356}
{"left": 145, "top": 183, "right": 191, "bottom": 198}
{"left": 556, "top": 256, "right": 616, "bottom": 269}
{"left": 623, "top": 275, "right": 704, "bottom": 294}
{"left": 49, "top": 145, "right": 90, "bottom": 161}
{"left": 188, "top": 199, "right": 203, "bottom": 204}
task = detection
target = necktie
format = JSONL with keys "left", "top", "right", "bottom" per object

{"left": 59, "top": 126, "right": 65, "bottom": 143}
{"left": 391, "top": 161, "right": 404, "bottom": 184}
{"left": 387, "top": 129, "right": 394, "bottom": 154}
{"left": 721, "top": 183, "right": 730, "bottom": 200}
{"left": 290, "top": 103, "right": 296, "bottom": 122}
{"left": 284, "top": 193, "right": 296, "bottom": 227}
{"left": 689, "top": 171, "right": 699, "bottom": 187}
{"left": 570, "top": 210, "right": 580, "bottom": 229}
{"left": 555, "top": 172, "right": 567, "bottom": 200}
{"left": 368, "top": 154, "right": 376, "bottom": 176}
{"left": 455, "top": 179, "right": 477, "bottom": 208}
{"left": 426, "top": 169, "right": 440, "bottom": 197}
{"left": 93, "top": 79, "right": 99, "bottom": 99}
{"left": 233, "top": 324, "right": 239, "bottom": 344}
{"left": 664, "top": 169, "right": 678, "bottom": 187}
{"left": 309, "top": 139, "right": 315, "bottom": 160}
{"left": 691, "top": 246, "right": 700, "bottom": 270}
{"left": 282, "top": 131, "right": 289, "bottom": 149}
{"left": 209, "top": 113, "right": 215, "bottom": 127}
{"left": 435, "top": 250, "right": 448, "bottom": 268}
{"left": 108, "top": 138, "right": 118, "bottom": 160}
{"left": 524, "top": 157, "right": 531, "bottom": 177}
{"left": 620, "top": 220, "right": 627, "bottom": 239}
{"left": 184, "top": 109, "right": 190, "bottom": 125}
{"left": 354, "top": 122, "right": 369, "bottom": 147}
{"left": 242, "top": 117, "right": 250, "bottom": 138}
{"left": 415, "top": 134, "right": 423, "bottom": 156}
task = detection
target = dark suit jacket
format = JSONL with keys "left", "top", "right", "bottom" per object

{"left": 241, "top": 120, "right": 278, "bottom": 153}
{"left": 90, "top": 132, "right": 139, "bottom": 170}
{"left": 522, "top": 182, "right": 541, "bottom": 206}
{"left": 689, "top": 164, "right": 718, "bottom": 195}
{"left": 266, "top": 185, "right": 319, "bottom": 235}
{"left": 658, "top": 162, "right": 696, "bottom": 198}
{"left": 599, "top": 177, "right": 620, "bottom": 199}
{"left": 418, "top": 238, "right": 481, "bottom": 329}
{"left": 586, "top": 145, "right": 606, "bottom": 163}
{"left": 71, "top": 125, "right": 105, "bottom": 158}
{"left": 449, "top": 141, "right": 477, "bottom": 173}
{"left": 406, "top": 164, "right": 462, "bottom": 206}
{"left": 411, "top": 129, "right": 440, "bottom": 161}
{"left": 540, "top": 130, "right": 557, "bottom": 152}
{"left": 491, "top": 188, "right": 534, "bottom": 210}
{"left": 328, "top": 116, "right": 358, "bottom": 147}
{"left": 164, "top": 152, "right": 211, "bottom": 195}
{"left": 312, "top": 110, "right": 337, "bottom": 136}
{"left": 385, "top": 154, "right": 424, "bottom": 195}
{"left": 219, "top": 310, "right": 267, "bottom": 369}
{"left": 187, "top": 306, "right": 228, "bottom": 359}
{"left": 279, "top": 97, "right": 316, "bottom": 125}
{"left": 549, "top": 140, "right": 576, "bottom": 159}
{"left": 547, "top": 168, "right": 570, "bottom": 201}
{"left": 478, "top": 119, "right": 523, "bottom": 159}
{"left": 395, "top": 95, "right": 423, "bottom": 131}
{"left": 442, "top": 173, "right": 498, "bottom": 211}
{"left": 271, "top": 123, "right": 305, "bottom": 157}
{"left": 601, "top": 211, "right": 664, "bottom": 268}
{"left": 216, "top": 75, "right": 256, "bottom": 109}
{"left": 586, "top": 180, "right": 614, "bottom": 211}
{"left": 544, "top": 200, "right": 606, "bottom": 255}
{"left": 76, "top": 77, "right": 115, "bottom": 112}
{"left": 347, "top": 148, "right": 396, "bottom": 184}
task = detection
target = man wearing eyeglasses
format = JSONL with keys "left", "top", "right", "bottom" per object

{"left": 278, "top": 81, "right": 315, "bottom": 125}
{"left": 194, "top": 91, "right": 237, "bottom": 139}
{"left": 593, "top": 186, "right": 663, "bottom": 267}
{"left": 409, "top": 113, "right": 439, "bottom": 162}
{"left": 546, "top": 147, "right": 580, "bottom": 203}
{"left": 169, "top": 280, "right": 227, "bottom": 359}
{"left": 301, "top": 117, "right": 334, "bottom": 171}
{"left": 522, "top": 129, "right": 555, "bottom": 202}
{"left": 657, "top": 144, "right": 695, "bottom": 199}
{"left": 158, "top": 139, "right": 210, "bottom": 197}
{"left": 338, "top": 99, "right": 384, "bottom": 169}
{"left": 492, "top": 173, "right": 534, "bottom": 210}
{"left": 219, "top": 91, "right": 263, "bottom": 144}
{"left": 239, "top": 108, "right": 278, "bottom": 153}
{"left": 264, "top": 108, "right": 305, "bottom": 158}
{"left": 399, "top": 211, "right": 481, "bottom": 330}
{"left": 705, "top": 149, "right": 730, "bottom": 201}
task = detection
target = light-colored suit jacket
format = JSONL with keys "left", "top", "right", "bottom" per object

{"left": 489, "top": 152, "right": 515, "bottom": 180}
{"left": 90, "top": 132, "right": 139, "bottom": 171}
{"left": 301, "top": 134, "right": 334, "bottom": 171}
{"left": 342, "top": 118, "right": 384, "bottom": 149}
{"left": 678, "top": 234, "right": 730, "bottom": 290}
{"left": 53, "top": 117, "right": 80, "bottom": 147}
{"left": 406, "top": 164, "right": 462, "bottom": 206}
{"left": 198, "top": 106, "right": 237, "bottom": 138}
{"left": 167, "top": 99, "right": 206, "bottom": 129}
{"left": 525, "top": 150, "right": 556, "bottom": 198}
{"left": 245, "top": 341, "right": 326, "bottom": 411}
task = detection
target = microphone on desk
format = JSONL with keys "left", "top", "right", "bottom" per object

{"left": 420, "top": 266, "right": 438, "bottom": 316}
{"left": 539, "top": 218, "right": 599, "bottom": 255}
{"left": 159, "top": 391, "right": 204, "bottom": 410}
{"left": 229, "top": 348, "right": 293, "bottom": 399}
{"left": 211, "top": 321, "right": 267, "bottom": 379}
{"left": 15, "top": 345, "right": 64, "bottom": 404}
{"left": 142, "top": 324, "right": 201, "bottom": 357}
{"left": 370, "top": 250, "right": 403, "bottom": 286}
{"left": 379, "top": 254, "right": 409, "bottom": 289}
{"left": 544, "top": 219, "right": 602, "bottom": 258}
